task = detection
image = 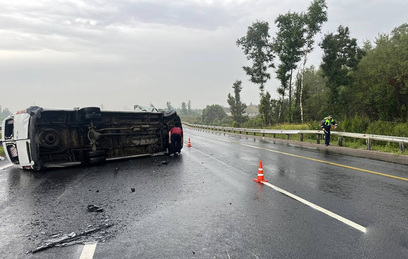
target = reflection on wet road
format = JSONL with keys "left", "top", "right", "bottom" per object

{"left": 1, "top": 127, "right": 408, "bottom": 258}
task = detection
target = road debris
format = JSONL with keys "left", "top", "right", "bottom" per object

{"left": 131, "top": 188, "right": 135, "bottom": 192}
{"left": 31, "top": 223, "right": 113, "bottom": 253}
{"left": 157, "top": 160, "right": 168, "bottom": 166}
{"left": 87, "top": 204, "right": 104, "bottom": 212}
{"left": 0, "top": 156, "right": 5, "bottom": 161}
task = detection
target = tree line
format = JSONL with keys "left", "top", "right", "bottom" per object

{"left": 172, "top": 0, "right": 408, "bottom": 136}
{"left": 233, "top": 0, "right": 408, "bottom": 129}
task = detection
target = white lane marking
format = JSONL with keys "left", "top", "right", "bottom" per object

{"left": 0, "top": 164, "right": 13, "bottom": 171}
{"left": 79, "top": 242, "right": 98, "bottom": 259}
{"left": 262, "top": 182, "right": 367, "bottom": 233}
{"left": 189, "top": 132, "right": 368, "bottom": 233}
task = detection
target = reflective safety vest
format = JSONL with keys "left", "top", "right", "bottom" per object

{"left": 321, "top": 117, "right": 336, "bottom": 129}
{"left": 324, "top": 117, "right": 334, "bottom": 125}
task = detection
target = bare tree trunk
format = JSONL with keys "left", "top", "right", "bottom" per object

{"left": 278, "top": 93, "right": 285, "bottom": 122}
{"left": 300, "top": 54, "right": 308, "bottom": 124}
{"left": 288, "top": 70, "right": 293, "bottom": 124}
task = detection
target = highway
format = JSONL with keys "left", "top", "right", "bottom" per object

{"left": 1, "top": 127, "right": 408, "bottom": 258}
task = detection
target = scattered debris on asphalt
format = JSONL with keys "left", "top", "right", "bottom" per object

{"left": 0, "top": 156, "right": 5, "bottom": 161}
{"left": 131, "top": 188, "right": 135, "bottom": 192}
{"left": 31, "top": 223, "right": 113, "bottom": 253}
{"left": 157, "top": 160, "right": 168, "bottom": 166}
{"left": 87, "top": 205, "right": 104, "bottom": 212}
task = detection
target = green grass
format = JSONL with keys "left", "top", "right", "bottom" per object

{"left": 0, "top": 133, "right": 3, "bottom": 156}
{"left": 267, "top": 124, "right": 311, "bottom": 130}
{"left": 201, "top": 127, "right": 407, "bottom": 156}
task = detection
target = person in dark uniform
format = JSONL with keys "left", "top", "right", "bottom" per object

{"left": 321, "top": 115, "right": 337, "bottom": 146}
{"left": 168, "top": 126, "right": 183, "bottom": 156}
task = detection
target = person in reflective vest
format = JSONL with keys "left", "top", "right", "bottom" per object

{"left": 169, "top": 127, "right": 183, "bottom": 156}
{"left": 321, "top": 115, "right": 337, "bottom": 146}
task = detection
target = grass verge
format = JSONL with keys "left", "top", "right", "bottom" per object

{"left": 0, "top": 132, "right": 3, "bottom": 156}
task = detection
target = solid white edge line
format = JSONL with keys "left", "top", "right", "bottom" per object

{"left": 262, "top": 182, "right": 367, "bottom": 233}
{"left": 0, "top": 164, "right": 13, "bottom": 171}
{"left": 79, "top": 242, "right": 98, "bottom": 259}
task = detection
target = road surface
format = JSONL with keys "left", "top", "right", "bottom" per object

{"left": 1, "top": 127, "right": 408, "bottom": 258}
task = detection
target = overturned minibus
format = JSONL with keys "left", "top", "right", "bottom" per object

{"left": 1, "top": 106, "right": 182, "bottom": 171}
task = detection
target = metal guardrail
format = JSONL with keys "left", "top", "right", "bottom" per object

{"left": 185, "top": 123, "right": 407, "bottom": 153}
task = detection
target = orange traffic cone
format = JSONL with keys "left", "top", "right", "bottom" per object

{"left": 187, "top": 138, "right": 192, "bottom": 148}
{"left": 253, "top": 161, "right": 267, "bottom": 183}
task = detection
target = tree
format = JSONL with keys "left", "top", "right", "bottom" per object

{"left": 202, "top": 104, "right": 227, "bottom": 125}
{"left": 166, "top": 102, "right": 174, "bottom": 111}
{"left": 301, "top": 66, "right": 329, "bottom": 121}
{"left": 187, "top": 100, "right": 192, "bottom": 115}
{"left": 298, "top": 0, "right": 328, "bottom": 123}
{"left": 0, "top": 107, "right": 11, "bottom": 118}
{"left": 274, "top": 11, "right": 306, "bottom": 123}
{"left": 237, "top": 20, "right": 275, "bottom": 92}
{"left": 181, "top": 102, "right": 187, "bottom": 115}
{"left": 353, "top": 24, "right": 408, "bottom": 122}
{"left": 258, "top": 92, "right": 276, "bottom": 126}
{"left": 227, "top": 80, "right": 248, "bottom": 124}
{"left": 320, "top": 25, "right": 364, "bottom": 116}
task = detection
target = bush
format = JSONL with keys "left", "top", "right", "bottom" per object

{"left": 212, "top": 118, "right": 221, "bottom": 126}
{"left": 180, "top": 115, "right": 202, "bottom": 124}
{"left": 392, "top": 123, "right": 408, "bottom": 137}
{"left": 244, "top": 116, "right": 263, "bottom": 128}
{"left": 341, "top": 115, "right": 370, "bottom": 133}
{"left": 276, "top": 124, "right": 310, "bottom": 130}
{"left": 221, "top": 117, "right": 234, "bottom": 126}
{"left": 307, "top": 121, "right": 321, "bottom": 130}
{"left": 367, "top": 121, "right": 394, "bottom": 135}
{"left": 232, "top": 121, "right": 240, "bottom": 128}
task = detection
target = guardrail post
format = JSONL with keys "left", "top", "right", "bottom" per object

{"left": 399, "top": 142, "right": 405, "bottom": 153}
{"left": 300, "top": 133, "right": 303, "bottom": 142}
{"left": 338, "top": 137, "right": 343, "bottom": 146}
{"left": 286, "top": 134, "right": 290, "bottom": 140}
{"left": 316, "top": 134, "right": 320, "bottom": 144}
{"left": 366, "top": 138, "right": 371, "bottom": 150}
{"left": 273, "top": 134, "right": 276, "bottom": 138}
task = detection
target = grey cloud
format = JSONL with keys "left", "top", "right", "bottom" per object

{"left": 2, "top": 0, "right": 408, "bottom": 112}
{"left": 112, "top": 1, "right": 235, "bottom": 30}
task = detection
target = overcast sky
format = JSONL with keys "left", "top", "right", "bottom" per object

{"left": 1, "top": 0, "right": 407, "bottom": 112}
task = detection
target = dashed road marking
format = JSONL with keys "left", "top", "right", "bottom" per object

{"left": 79, "top": 242, "right": 97, "bottom": 259}
{"left": 262, "top": 181, "right": 367, "bottom": 233}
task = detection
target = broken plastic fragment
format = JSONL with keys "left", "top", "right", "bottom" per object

{"left": 87, "top": 205, "right": 103, "bottom": 212}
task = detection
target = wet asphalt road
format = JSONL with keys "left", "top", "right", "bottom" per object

{"left": 1, "top": 127, "right": 408, "bottom": 258}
